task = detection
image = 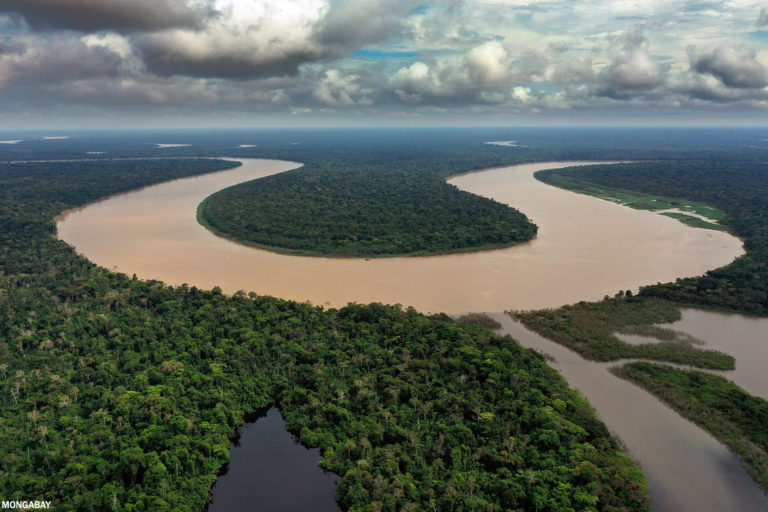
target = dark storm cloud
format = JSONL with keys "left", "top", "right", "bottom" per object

{"left": 137, "top": 38, "right": 324, "bottom": 79}
{"left": 0, "top": 34, "right": 124, "bottom": 89}
{"left": 316, "top": 0, "right": 419, "bottom": 48}
{"left": 675, "top": 73, "right": 768, "bottom": 104}
{"left": 137, "top": 1, "right": 419, "bottom": 80}
{"left": 692, "top": 46, "right": 768, "bottom": 89}
{"left": 0, "top": 0, "right": 214, "bottom": 32}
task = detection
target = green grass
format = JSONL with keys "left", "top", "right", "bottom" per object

{"left": 512, "top": 296, "right": 735, "bottom": 370}
{"left": 659, "top": 212, "right": 722, "bottom": 230}
{"left": 536, "top": 173, "right": 726, "bottom": 229}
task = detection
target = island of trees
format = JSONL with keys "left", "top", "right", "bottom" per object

{"left": 198, "top": 162, "right": 537, "bottom": 257}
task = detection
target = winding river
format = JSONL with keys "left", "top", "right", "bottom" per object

{"left": 56, "top": 159, "right": 742, "bottom": 314}
{"left": 56, "top": 158, "right": 768, "bottom": 511}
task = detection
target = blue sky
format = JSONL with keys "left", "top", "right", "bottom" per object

{"left": 1, "top": 0, "right": 767, "bottom": 127}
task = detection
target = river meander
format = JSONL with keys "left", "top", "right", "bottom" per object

{"left": 56, "top": 159, "right": 743, "bottom": 314}
{"left": 55, "top": 158, "right": 766, "bottom": 511}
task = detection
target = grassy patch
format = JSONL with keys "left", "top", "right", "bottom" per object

{"left": 536, "top": 173, "right": 726, "bottom": 227}
{"left": 512, "top": 296, "right": 734, "bottom": 369}
{"left": 457, "top": 312, "right": 502, "bottom": 329}
{"left": 660, "top": 212, "right": 723, "bottom": 230}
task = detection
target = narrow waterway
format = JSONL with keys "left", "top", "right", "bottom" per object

{"left": 492, "top": 313, "right": 768, "bottom": 512}
{"left": 55, "top": 159, "right": 743, "bottom": 314}
{"left": 617, "top": 308, "right": 768, "bottom": 401}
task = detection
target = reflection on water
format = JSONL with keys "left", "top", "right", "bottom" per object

{"left": 55, "top": 159, "right": 743, "bottom": 315}
{"left": 207, "top": 408, "right": 340, "bottom": 512}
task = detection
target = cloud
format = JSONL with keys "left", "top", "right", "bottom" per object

{"left": 317, "top": 0, "right": 419, "bottom": 48}
{"left": 0, "top": 0, "right": 214, "bottom": 32}
{"left": 387, "top": 43, "right": 543, "bottom": 107}
{"left": 2, "top": 0, "right": 768, "bottom": 124}
{"left": 673, "top": 72, "right": 768, "bottom": 104}
{"left": 312, "top": 70, "right": 374, "bottom": 107}
{"left": 390, "top": 62, "right": 442, "bottom": 102}
{"left": 759, "top": 7, "right": 768, "bottom": 27}
{"left": 691, "top": 45, "right": 767, "bottom": 89}
{"left": 136, "top": 0, "right": 418, "bottom": 80}
{"left": 596, "top": 29, "right": 669, "bottom": 98}
{"left": 137, "top": 0, "right": 328, "bottom": 79}
{"left": 464, "top": 41, "right": 509, "bottom": 83}
{"left": 137, "top": 30, "right": 324, "bottom": 79}
{"left": 0, "top": 33, "right": 124, "bottom": 90}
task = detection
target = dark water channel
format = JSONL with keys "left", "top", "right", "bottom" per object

{"left": 207, "top": 407, "right": 340, "bottom": 512}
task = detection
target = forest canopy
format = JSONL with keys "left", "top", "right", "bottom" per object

{"left": 198, "top": 163, "right": 537, "bottom": 257}
{"left": 0, "top": 153, "right": 648, "bottom": 511}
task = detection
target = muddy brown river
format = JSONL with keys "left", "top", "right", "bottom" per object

{"left": 56, "top": 158, "right": 767, "bottom": 511}
{"left": 56, "top": 159, "right": 742, "bottom": 314}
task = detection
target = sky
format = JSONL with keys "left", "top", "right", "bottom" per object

{"left": 1, "top": 0, "right": 767, "bottom": 128}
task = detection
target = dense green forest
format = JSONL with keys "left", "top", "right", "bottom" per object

{"left": 611, "top": 362, "right": 768, "bottom": 489}
{"left": 0, "top": 156, "right": 648, "bottom": 511}
{"left": 198, "top": 163, "right": 536, "bottom": 257}
{"left": 516, "top": 158, "right": 768, "bottom": 369}
{"left": 194, "top": 129, "right": 767, "bottom": 258}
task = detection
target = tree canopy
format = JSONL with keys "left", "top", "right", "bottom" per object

{"left": 0, "top": 156, "right": 648, "bottom": 511}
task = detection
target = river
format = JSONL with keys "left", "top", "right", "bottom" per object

{"left": 56, "top": 159, "right": 742, "bottom": 315}
{"left": 493, "top": 313, "right": 768, "bottom": 512}
{"left": 55, "top": 158, "right": 766, "bottom": 511}
{"left": 617, "top": 308, "right": 768, "bottom": 401}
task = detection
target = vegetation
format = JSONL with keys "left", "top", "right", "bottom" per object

{"left": 458, "top": 313, "right": 502, "bottom": 330}
{"left": 198, "top": 163, "right": 537, "bottom": 257}
{"left": 512, "top": 296, "right": 734, "bottom": 369}
{"left": 516, "top": 158, "right": 768, "bottom": 366}
{"left": 523, "top": 157, "right": 768, "bottom": 492}
{"left": 611, "top": 362, "right": 768, "bottom": 490}
{"left": 536, "top": 160, "right": 768, "bottom": 316}
{"left": 0, "top": 157, "right": 649, "bottom": 511}
{"left": 535, "top": 173, "right": 725, "bottom": 230}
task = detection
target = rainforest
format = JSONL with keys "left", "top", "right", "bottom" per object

{"left": 3, "top": 127, "right": 768, "bottom": 512}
